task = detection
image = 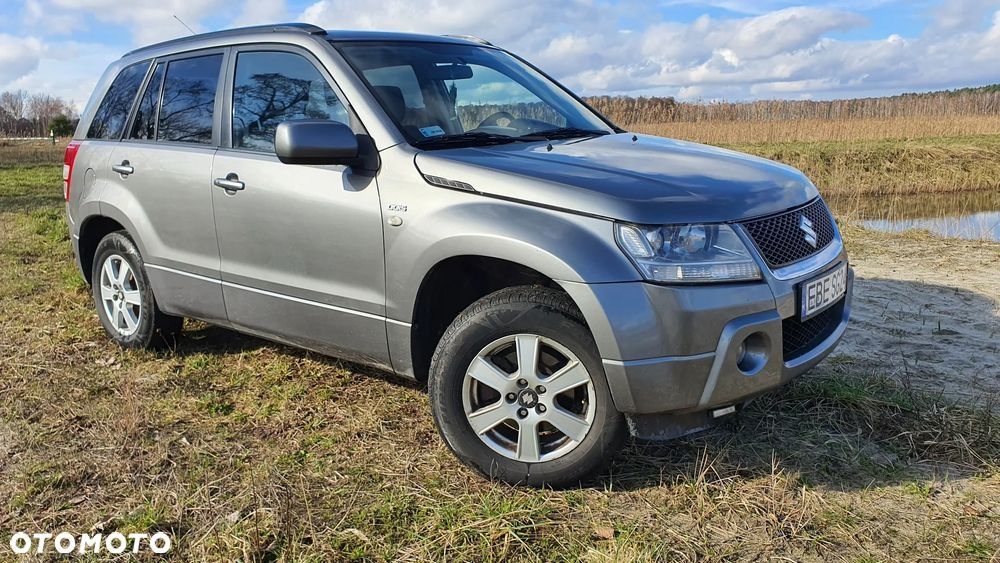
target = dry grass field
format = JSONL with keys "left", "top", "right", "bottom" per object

{"left": 1, "top": 132, "right": 999, "bottom": 561}
{"left": 588, "top": 87, "right": 1000, "bottom": 196}
{"left": 0, "top": 141, "right": 66, "bottom": 168}
{"left": 630, "top": 115, "right": 1000, "bottom": 145}
{"left": 588, "top": 86, "right": 1000, "bottom": 129}
{"left": 723, "top": 135, "right": 1000, "bottom": 197}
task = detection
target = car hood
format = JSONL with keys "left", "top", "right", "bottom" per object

{"left": 413, "top": 133, "right": 819, "bottom": 224}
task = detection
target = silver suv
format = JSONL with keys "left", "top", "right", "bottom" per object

{"left": 65, "top": 23, "right": 852, "bottom": 487}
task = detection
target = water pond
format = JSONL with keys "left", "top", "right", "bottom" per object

{"left": 827, "top": 190, "right": 1000, "bottom": 242}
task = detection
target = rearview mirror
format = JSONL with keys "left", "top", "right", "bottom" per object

{"left": 275, "top": 120, "right": 359, "bottom": 166}
{"left": 428, "top": 64, "right": 474, "bottom": 81}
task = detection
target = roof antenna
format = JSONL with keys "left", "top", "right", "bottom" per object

{"left": 173, "top": 14, "right": 196, "bottom": 35}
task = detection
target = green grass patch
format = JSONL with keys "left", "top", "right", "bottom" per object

{"left": 958, "top": 538, "right": 996, "bottom": 559}
{"left": 724, "top": 135, "right": 1000, "bottom": 196}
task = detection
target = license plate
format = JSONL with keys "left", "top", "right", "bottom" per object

{"left": 801, "top": 263, "right": 847, "bottom": 321}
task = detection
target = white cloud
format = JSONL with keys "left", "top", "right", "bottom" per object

{"left": 3, "top": 0, "right": 1000, "bottom": 106}
{"left": 22, "top": 0, "right": 86, "bottom": 34}
{"left": 4, "top": 40, "right": 123, "bottom": 110}
{"left": 233, "top": 0, "right": 290, "bottom": 27}
{"left": 926, "top": 0, "right": 998, "bottom": 35}
{"left": 724, "top": 7, "right": 867, "bottom": 59}
{"left": 295, "top": 0, "right": 1000, "bottom": 100}
{"left": 0, "top": 34, "right": 43, "bottom": 86}
{"left": 46, "top": 0, "right": 226, "bottom": 44}
{"left": 300, "top": 0, "right": 617, "bottom": 48}
{"left": 295, "top": 2, "right": 888, "bottom": 98}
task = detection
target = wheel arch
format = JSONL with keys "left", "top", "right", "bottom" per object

{"left": 77, "top": 214, "right": 131, "bottom": 285}
{"left": 407, "top": 255, "right": 572, "bottom": 380}
{"left": 388, "top": 201, "right": 641, "bottom": 380}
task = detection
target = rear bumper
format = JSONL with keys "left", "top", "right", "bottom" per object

{"left": 561, "top": 252, "right": 852, "bottom": 416}
{"left": 67, "top": 202, "right": 86, "bottom": 280}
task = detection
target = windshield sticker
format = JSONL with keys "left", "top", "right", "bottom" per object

{"left": 419, "top": 126, "right": 446, "bottom": 138}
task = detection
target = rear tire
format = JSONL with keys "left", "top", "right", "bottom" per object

{"left": 91, "top": 231, "right": 182, "bottom": 349}
{"left": 429, "top": 286, "right": 627, "bottom": 487}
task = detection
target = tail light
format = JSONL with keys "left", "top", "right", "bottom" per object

{"left": 63, "top": 140, "right": 82, "bottom": 201}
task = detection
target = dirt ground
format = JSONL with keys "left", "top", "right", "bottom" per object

{"left": 840, "top": 225, "right": 1000, "bottom": 404}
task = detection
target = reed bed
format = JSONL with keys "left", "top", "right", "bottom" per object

{"left": 587, "top": 87, "right": 1000, "bottom": 124}
{"left": 586, "top": 87, "right": 1000, "bottom": 144}
{"left": 628, "top": 115, "right": 1000, "bottom": 145}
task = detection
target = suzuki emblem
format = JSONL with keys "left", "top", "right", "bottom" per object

{"left": 799, "top": 215, "right": 818, "bottom": 248}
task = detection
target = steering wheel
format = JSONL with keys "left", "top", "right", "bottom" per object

{"left": 477, "top": 111, "right": 517, "bottom": 129}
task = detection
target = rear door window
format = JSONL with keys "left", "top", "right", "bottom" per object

{"left": 158, "top": 54, "right": 223, "bottom": 144}
{"left": 232, "top": 50, "right": 349, "bottom": 152}
{"left": 87, "top": 60, "right": 151, "bottom": 140}
{"left": 129, "top": 62, "right": 165, "bottom": 140}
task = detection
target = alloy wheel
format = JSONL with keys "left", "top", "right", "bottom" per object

{"left": 98, "top": 254, "right": 142, "bottom": 336}
{"left": 462, "top": 334, "right": 596, "bottom": 463}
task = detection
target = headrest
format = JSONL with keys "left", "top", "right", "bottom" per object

{"left": 373, "top": 85, "right": 406, "bottom": 121}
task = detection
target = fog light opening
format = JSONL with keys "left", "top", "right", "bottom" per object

{"left": 736, "top": 332, "right": 769, "bottom": 376}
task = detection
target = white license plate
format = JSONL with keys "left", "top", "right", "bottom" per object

{"left": 801, "top": 263, "right": 847, "bottom": 320}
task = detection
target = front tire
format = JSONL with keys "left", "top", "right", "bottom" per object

{"left": 91, "top": 231, "right": 182, "bottom": 349}
{"left": 429, "top": 286, "right": 627, "bottom": 487}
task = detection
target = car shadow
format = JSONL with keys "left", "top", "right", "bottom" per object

{"left": 596, "top": 274, "right": 999, "bottom": 492}
{"left": 155, "top": 275, "right": 998, "bottom": 493}
{"left": 166, "top": 322, "right": 423, "bottom": 391}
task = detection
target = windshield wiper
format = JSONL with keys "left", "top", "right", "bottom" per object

{"left": 413, "top": 132, "right": 521, "bottom": 149}
{"left": 413, "top": 128, "right": 611, "bottom": 149}
{"left": 522, "top": 127, "right": 611, "bottom": 140}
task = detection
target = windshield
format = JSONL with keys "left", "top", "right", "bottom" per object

{"left": 333, "top": 41, "right": 615, "bottom": 148}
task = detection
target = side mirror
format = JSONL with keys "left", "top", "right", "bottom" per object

{"left": 275, "top": 120, "right": 359, "bottom": 166}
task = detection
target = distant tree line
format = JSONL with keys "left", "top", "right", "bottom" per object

{"left": 0, "top": 90, "right": 78, "bottom": 138}
{"left": 586, "top": 84, "right": 1000, "bottom": 126}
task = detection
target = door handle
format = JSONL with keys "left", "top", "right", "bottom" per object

{"left": 111, "top": 161, "right": 134, "bottom": 176}
{"left": 213, "top": 174, "right": 245, "bottom": 192}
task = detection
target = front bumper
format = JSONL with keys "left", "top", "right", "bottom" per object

{"left": 561, "top": 252, "right": 853, "bottom": 416}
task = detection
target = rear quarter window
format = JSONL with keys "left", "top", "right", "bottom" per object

{"left": 129, "top": 62, "right": 165, "bottom": 140}
{"left": 86, "top": 60, "right": 151, "bottom": 140}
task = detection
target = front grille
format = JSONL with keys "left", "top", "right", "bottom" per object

{"left": 741, "top": 199, "right": 836, "bottom": 268}
{"left": 782, "top": 300, "right": 843, "bottom": 361}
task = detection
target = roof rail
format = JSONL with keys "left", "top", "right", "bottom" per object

{"left": 266, "top": 23, "right": 327, "bottom": 34}
{"left": 442, "top": 34, "right": 493, "bottom": 46}
{"left": 123, "top": 22, "right": 327, "bottom": 57}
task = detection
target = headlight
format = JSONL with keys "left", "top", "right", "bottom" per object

{"left": 615, "top": 223, "right": 762, "bottom": 283}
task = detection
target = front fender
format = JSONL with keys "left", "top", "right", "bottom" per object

{"left": 384, "top": 194, "right": 641, "bottom": 323}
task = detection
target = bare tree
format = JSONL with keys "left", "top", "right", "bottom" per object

{"left": 0, "top": 90, "right": 77, "bottom": 137}
{"left": 27, "top": 93, "right": 70, "bottom": 136}
{"left": 0, "top": 106, "right": 10, "bottom": 137}
{"left": 0, "top": 90, "right": 28, "bottom": 121}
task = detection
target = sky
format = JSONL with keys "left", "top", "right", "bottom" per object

{"left": 1, "top": 0, "right": 998, "bottom": 111}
